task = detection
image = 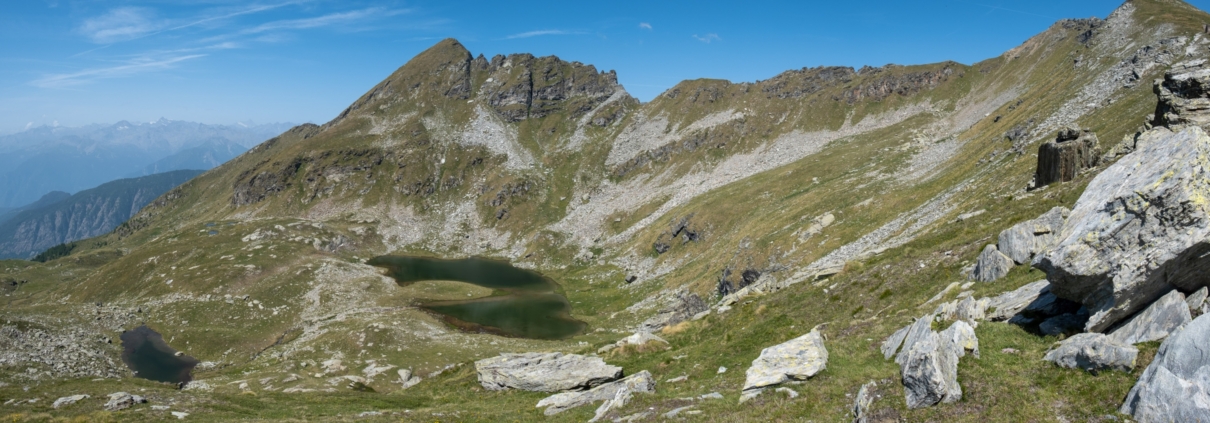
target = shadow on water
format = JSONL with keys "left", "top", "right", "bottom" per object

{"left": 367, "top": 256, "right": 587, "bottom": 340}
{"left": 120, "top": 325, "right": 199, "bottom": 384}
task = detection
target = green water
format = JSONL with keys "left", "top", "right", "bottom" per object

{"left": 367, "top": 256, "right": 586, "bottom": 340}
{"left": 120, "top": 325, "right": 199, "bottom": 384}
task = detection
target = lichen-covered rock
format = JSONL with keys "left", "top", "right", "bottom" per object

{"left": 955, "top": 296, "right": 988, "bottom": 326}
{"left": 853, "top": 381, "right": 878, "bottom": 423}
{"left": 52, "top": 394, "right": 88, "bottom": 409}
{"left": 475, "top": 353, "right": 622, "bottom": 392}
{"left": 1120, "top": 314, "right": 1210, "bottom": 421}
{"left": 1187, "top": 287, "right": 1208, "bottom": 313}
{"left": 900, "top": 331, "right": 961, "bottom": 409}
{"left": 939, "top": 320, "right": 979, "bottom": 359}
{"left": 1152, "top": 61, "right": 1210, "bottom": 129}
{"left": 1108, "top": 290, "right": 1191, "bottom": 345}
{"left": 1034, "top": 126, "right": 1099, "bottom": 187}
{"left": 741, "top": 329, "right": 827, "bottom": 392}
{"left": 103, "top": 392, "right": 146, "bottom": 411}
{"left": 971, "top": 244, "right": 1013, "bottom": 282}
{"left": 536, "top": 371, "right": 655, "bottom": 416}
{"left": 894, "top": 314, "right": 936, "bottom": 366}
{"left": 1043, "top": 333, "right": 1137, "bottom": 372}
{"left": 1035, "top": 126, "right": 1210, "bottom": 332}
{"left": 998, "top": 207, "right": 1069, "bottom": 264}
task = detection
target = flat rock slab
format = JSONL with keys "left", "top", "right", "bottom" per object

{"left": 984, "top": 280, "right": 1050, "bottom": 321}
{"left": 537, "top": 371, "right": 654, "bottom": 416}
{"left": 742, "top": 329, "right": 828, "bottom": 392}
{"left": 1036, "top": 126, "right": 1210, "bottom": 332}
{"left": 1044, "top": 333, "right": 1138, "bottom": 372}
{"left": 1108, "top": 290, "right": 1192, "bottom": 345}
{"left": 1121, "top": 314, "right": 1210, "bottom": 421}
{"left": 476, "top": 352, "right": 622, "bottom": 392}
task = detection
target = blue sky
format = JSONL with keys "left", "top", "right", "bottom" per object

{"left": 1, "top": 0, "right": 1206, "bottom": 135}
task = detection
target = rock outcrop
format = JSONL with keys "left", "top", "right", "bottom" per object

{"left": 852, "top": 381, "right": 878, "bottom": 423}
{"left": 103, "top": 392, "right": 146, "bottom": 412}
{"left": 984, "top": 280, "right": 1051, "bottom": 321}
{"left": 1120, "top": 314, "right": 1210, "bottom": 421}
{"left": 52, "top": 394, "right": 88, "bottom": 409}
{"left": 901, "top": 331, "right": 962, "bottom": 409}
{"left": 1152, "top": 59, "right": 1210, "bottom": 129}
{"left": 537, "top": 371, "right": 655, "bottom": 416}
{"left": 1107, "top": 290, "right": 1192, "bottom": 345}
{"left": 475, "top": 353, "right": 623, "bottom": 392}
{"left": 997, "top": 207, "right": 1069, "bottom": 265}
{"left": 1044, "top": 333, "right": 1137, "bottom": 372}
{"left": 741, "top": 329, "right": 828, "bottom": 395}
{"left": 1035, "top": 126, "right": 1210, "bottom": 332}
{"left": 1034, "top": 127, "right": 1099, "bottom": 187}
{"left": 971, "top": 244, "right": 1013, "bottom": 282}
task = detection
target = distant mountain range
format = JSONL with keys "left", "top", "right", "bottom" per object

{"left": 0, "top": 119, "right": 292, "bottom": 208}
{"left": 0, "top": 169, "right": 204, "bottom": 259}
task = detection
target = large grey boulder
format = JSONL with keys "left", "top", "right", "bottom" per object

{"left": 893, "top": 314, "right": 936, "bottom": 366}
{"left": 881, "top": 325, "right": 911, "bottom": 360}
{"left": 1120, "top": 314, "right": 1210, "bottom": 421}
{"left": 1152, "top": 61, "right": 1210, "bottom": 130}
{"left": 476, "top": 353, "right": 623, "bottom": 392}
{"left": 955, "top": 296, "right": 988, "bottom": 326}
{"left": 52, "top": 394, "right": 88, "bottom": 409}
{"left": 1043, "top": 333, "right": 1137, "bottom": 372}
{"left": 939, "top": 320, "right": 980, "bottom": 359}
{"left": 537, "top": 371, "right": 655, "bottom": 416}
{"left": 972, "top": 244, "right": 1013, "bottom": 282}
{"left": 1034, "top": 126, "right": 1210, "bottom": 332}
{"left": 742, "top": 329, "right": 828, "bottom": 393}
{"left": 1108, "top": 290, "right": 1191, "bottom": 345}
{"left": 900, "top": 331, "right": 961, "bottom": 409}
{"left": 984, "top": 280, "right": 1050, "bottom": 321}
{"left": 103, "top": 392, "right": 146, "bottom": 411}
{"left": 998, "top": 207, "right": 1070, "bottom": 264}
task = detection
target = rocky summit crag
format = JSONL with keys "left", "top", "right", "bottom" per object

{"left": 6, "top": 1, "right": 1210, "bottom": 422}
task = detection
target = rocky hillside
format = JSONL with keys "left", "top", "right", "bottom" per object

{"left": 0, "top": 170, "right": 203, "bottom": 259}
{"left": 2, "top": 0, "right": 1210, "bottom": 421}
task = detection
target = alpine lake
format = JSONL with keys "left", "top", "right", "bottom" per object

{"left": 366, "top": 255, "right": 586, "bottom": 340}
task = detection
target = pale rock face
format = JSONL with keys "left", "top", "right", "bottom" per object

{"left": 1044, "top": 333, "right": 1137, "bottom": 372}
{"left": 536, "top": 371, "right": 654, "bottom": 416}
{"left": 971, "top": 244, "right": 1013, "bottom": 282}
{"left": 51, "top": 394, "right": 88, "bottom": 409}
{"left": 103, "top": 392, "right": 146, "bottom": 411}
{"left": 998, "top": 207, "right": 1069, "bottom": 264}
{"left": 475, "top": 352, "right": 623, "bottom": 392}
{"left": 893, "top": 314, "right": 936, "bottom": 367}
{"left": 900, "top": 331, "right": 961, "bottom": 409}
{"left": 1121, "top": 314, "right": 1210, "bottom": 421}
{"left": 939, "top": 320, "right": 980, "bottom": 359}
{"left": 1035, "top": 127, "right": 1210, "bottom": 332}
{"left": 741, "top": 329, "right": 828, "bottom": 392}
{"left": 984, "top": 280, "right": 1050, "bottom": 321}
{"left": 1108, "top": 290, "right": 1192, "bottom": 345}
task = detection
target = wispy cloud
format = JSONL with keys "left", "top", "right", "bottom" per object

{"left": 241, "top": 7, "right": 402, "bottom": 35}
{"left": 639, "top": 22, "right": 652, "bottom": 30}
{"left": 31, "top": 54, "right": 205, "bottom": 88}
{"left": 78, "top": 7, "right": 161, "bottom": 43}
{"left": 693, "top": 33, "right": 721, "bottom": 43}
{"left": 167, "top": 1, "right": 304, "bottom": 32}
{"left": 505, "top": 29, "right": 576, "bottom": 39}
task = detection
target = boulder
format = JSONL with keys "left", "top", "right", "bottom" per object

{"left": 893, "top": 314, "right": 935, "bottom": 366}
{"left": 536, "top": 371, "right": 655, "bottom": 416}
{"left": 475, "top": 353, "right": 623, "bottom": 392}
{"left": 998, "top": 207, "right": 1070, "bottom": 264}
{"left": 618, "top": 331, "right": 668, "bottom": 346}
{"left": 640, "top": 291, "right": 709, "bottom": 331}
{"left": 1187, "top": 287, "right": 1208, "bottom": 313}
{"left": 1035, "top": 126, "right": 1210, "bottom": 332}
{"left": 103, "top": 392, "right": 146, "bottom": 411}
{"left": 1120, "top": 314, "right": 1210, "bottom": 421}
{"left": 900, "top": 331, "right": 961, "bottom": 409}
{"left": 955, "top": 296, "right": 988, "bottom": 326}
{"left": 971, "top": 244, "right": 1013, "bottom": 282}
{"left": 984, "top": 280, "right": 1050, "bottom": 321}
{"left": 1108, "top": 290, "right": 1192, "bottom": 345}
{"left": 1043, "top": 333, "right": 1137, "bottom": 372}
{"left": 397, "top": 369, "right": 421, "bottom": 389}
{"left": 741, "top": 329, "right": 828, "bottom": 392}
{"left": 939, "top": 320, "right": 979, "bottom": 359}
{"left": 1035, "top": 126, "right": 1099, "bottom": 187}
{"left": 1152, "top": 61, "right": 1210, "bottom": 129}
{"left": 589, "top": 386, "right": 631, "bottom": 423}
{"left": 852, "top": 381, "right": 877, "bottom": 423}
{"left": 881, "top": 325, "right": 912, "bottom": 360}
{"left": 52, "top": 394, "right": 88, "bottom": 409}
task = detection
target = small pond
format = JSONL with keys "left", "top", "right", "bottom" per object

{"left": 367, "top": 256, "right": 586, "bottom": 340}
{"left": 120, "top": 325, "right": 199, "bottom": 384}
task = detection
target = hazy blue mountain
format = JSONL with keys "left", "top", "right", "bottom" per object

{"left": 0, "top": 119, "right": 291, "bottom": 208}
{"left": 0, "top": 191, "right": 71, "bottom": 224}
{"left": 0, "top": 170, "right": 204, "bottom": 259}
